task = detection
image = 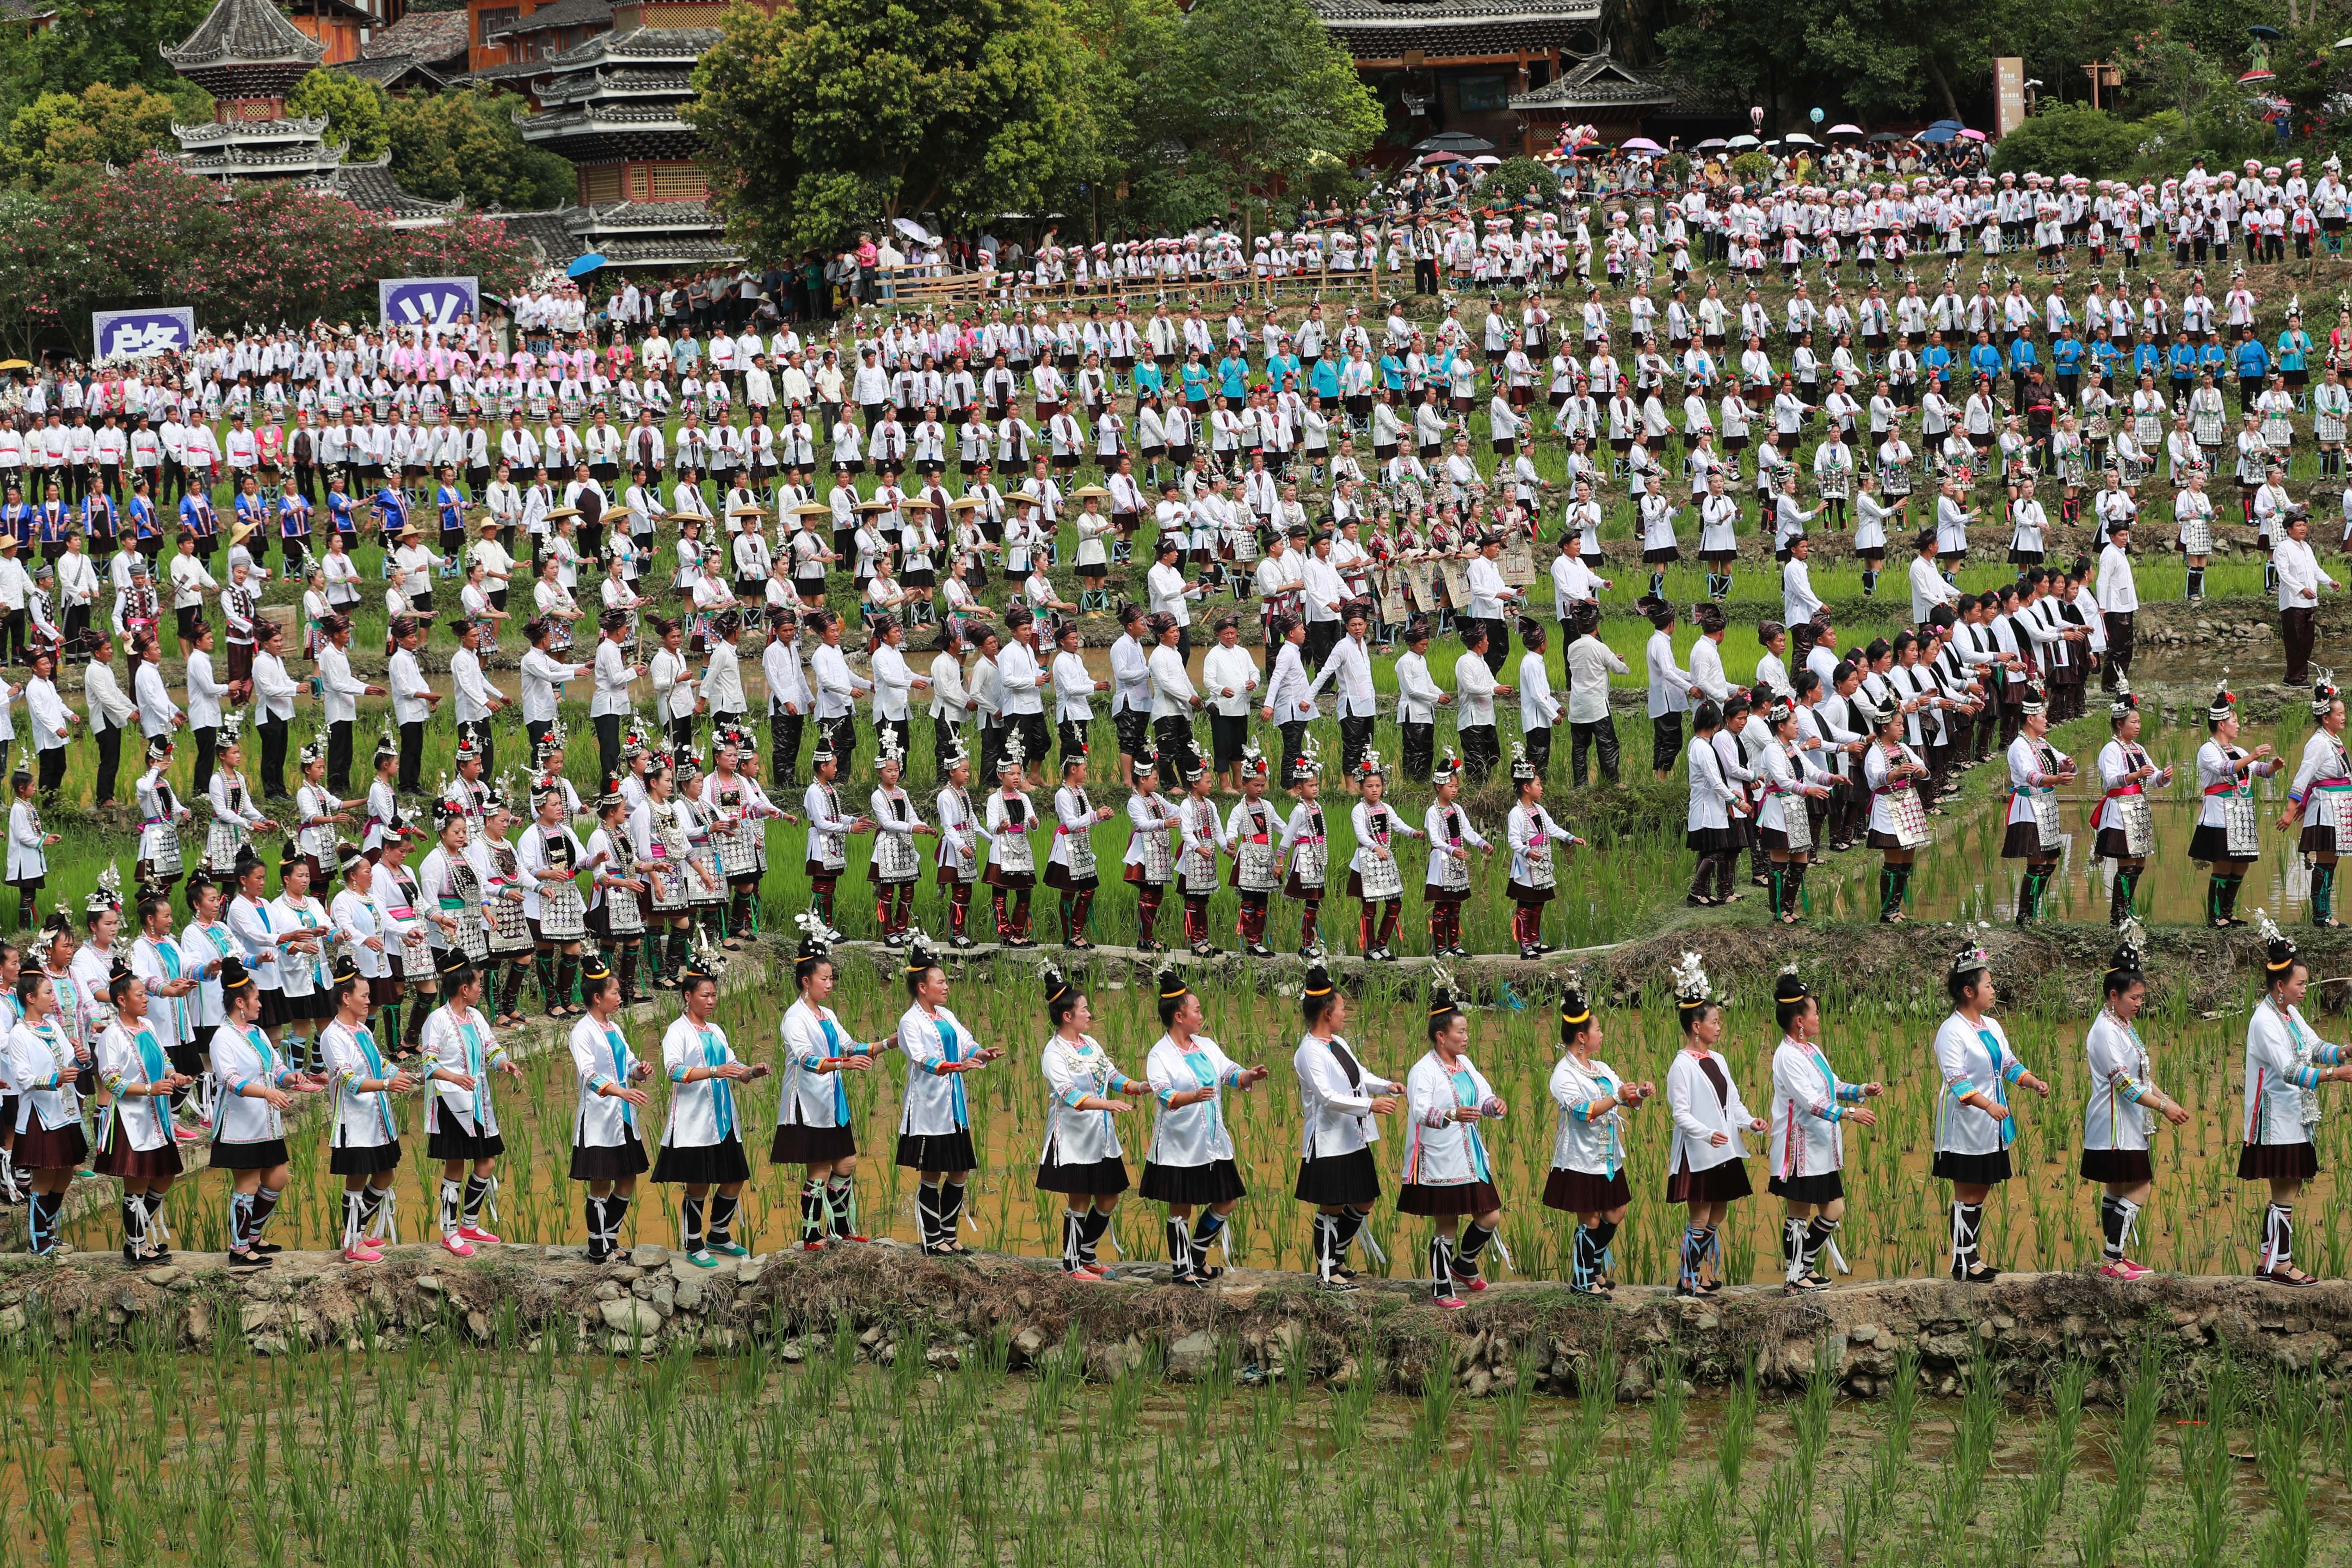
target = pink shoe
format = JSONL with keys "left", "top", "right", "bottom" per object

{"left": 1434, "top": 1294, "right": 1467, "bottom": 1310}
{"left": 342, "top": 1242, "right": 382, "bottom": 1264}
{"left": 440, "top": 1233, "right": 475, "bottom": 1257}
{"left": 455, "top": 1225, "right": 502, "bottom": 1245}
{"left": 1459, "top": 1276, "right": 1489, "bottom": 1293}
{"left": 2098, "top": 1258, "right": 2152, "bottom": 1281}
{"left": 175, "top": 1124, "right": 206, "bottom": 1145}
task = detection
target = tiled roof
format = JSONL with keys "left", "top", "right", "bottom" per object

{"left": 487, "top": 0, "right": 612, "bottom": 37}
{"left": 573, "top": 199, "right": 724, "bottom": 231}
{"left": 1510, "top": 54, "right": 1675, "bottom": 112}
{"left": 1304, "top": 0, "right": 1597, "bottom": 25}
{"left": 486, "top": 206, "right": 586, "bottom": 263}
{"left": 337, "top": 53, "right": 452, "bottom": 89}
{"left": 172, "top": 116, "right": 334, "bottom": 144}
{"left": 327, "top": 159, "right": 465, "bottom": 220}
{"left": 542, "top": 23, "right": 717, "bottom": 68}
{"left": 360, "top": 9, "right": 471, "bottom": 64}
{"left": 161, "top": 0, "right": 327, "bottom": 69}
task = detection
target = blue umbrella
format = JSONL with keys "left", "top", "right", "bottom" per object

{"left": 565, "top": 252, "right": 608, "bottom": 279}
{"left": 1916, "top": 124, "right": 1958, "bottom": 143}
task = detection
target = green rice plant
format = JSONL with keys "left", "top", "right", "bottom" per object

{"left": 2255, "top": 1371, "right": 2318, "bottom": 1568}
{"left": 1976, "top": 1357, "right": 2086, "bottom": 1568}
{"left": 2080, "top": 1336, "right": 2168, "bottom": 1568}
{"left": 2180, "top": 1354, "right": 2244, "bottom": 1568}
{"left": 1717, "top": 1350, "right": 1760, "bottom": 1493}
{"left": 1924, "top": 1350, "right": 2003, "bottom": 1558}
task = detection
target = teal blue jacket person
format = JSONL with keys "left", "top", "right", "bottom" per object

{"left": 2277, "top": 325, "right": 2311, "bottom": 376}
{"left": 2234, "top": 333, "right": 2271, "bottom": 388}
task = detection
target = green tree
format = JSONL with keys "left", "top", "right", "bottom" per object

{"left": 284, "top": 68, "right": 389, "bottom": 161}
{"left": 0, "top": 0, "right": 214, "bottom": 105}
{"left": 1158, "top": 0, "right": 1381, "bottom": 238}
{"left": 387, "top": 85, "right": 572, "bottom": 210}
{"left": 1037, "top": 0, "right": 1199, "bottom": 237}
{"left": 1987, "top": 102, "right": 2144, "bottom": 178}
{"left": 1482, "top": 155, "right": 1561, "bottom": 209}
{"left": 0, "top": 80, "right": 184, "bottom": 190}
{"left": 690, "top": 0, "right": 1085, "bottom": 256}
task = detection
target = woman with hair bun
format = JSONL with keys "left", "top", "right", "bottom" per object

{"left": 2080, "top": 921, "right": 2188, "bottom": 1281}
{"left": 1543, "top": 975, "right": 1650, "bottom": 1294}
{"left": 1933, "top": 941, "right": 2050, "bottom": 1283}
{"left": 1400, "top": 971, "right": 1508, "bottom": 1308}
{"left": 894, "top": 934, "right": 1001, "bottom": 1255}
{"left": 2240, "top": 916, "right": 2352, "bottom": 1285}
{"left": 776, "top": 917, "right": 875, "bottom": 1251}
{"left": 1035, "top": 966, "right": 1149, "bottom": 1277}
{"left": 1765, "top": 964, "right": 1880, "bottom": 1295}
{"left": 1140, "top": 968, "right": 1267, "bottom": 1286}
{"left": 1662, "top": 950, "right": 1763, "bottom": 1296}
{"left": 1291, "top": 963, "right": 1400, "bottom": 1292}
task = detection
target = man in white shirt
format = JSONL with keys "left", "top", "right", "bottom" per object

{"left": 1107, "top": 604, "right": 1154, "bottom": 788}
{"left": 589, "top": 608, "right": 641, "bottom": 785}
{"left": 1390, "top": 617, "right": 1450, "bottom": 786}
{"left": 387, "top": 615, "right": 441, "bottom": 792}
{"left": 446, "top": 616, "right": 505, "bottom": 777}
{"left": 248, "top": 620, "right": 302, "bottom": 801}
{"left": 762, "top": 606, "right": 812, "bottom": 788}
{"left": 82, "top": 632, "right": 137, "bottom": 808}
{"left": 2276, "top": 513, "right": 2339, "bottom": 687}
{"left": 2095, "top": 519, "right": 2138, "bottom": 692}
{"left": 316, "top": 611, "right": 381, "bottom": 792}
{"left": 1463, "top": 532, "right": 1520, "bottom": 674}
{"left": 518, "top": 617, "right": 587, "bottom": 759}
{"left": 1907, "top": 526, "right": 1960, "bottom": 630}
{"left": 1644, "top": 598, "right": 1700, "bottom": 782}
{"left": 994, "top": 613, "right": 1049, "bottom": 770}
{"left": 1564, "top": 603, "right": 1630, "bottom": 786}
{"left": 1304, "top": 604, "right": 1380, "bottom": 778}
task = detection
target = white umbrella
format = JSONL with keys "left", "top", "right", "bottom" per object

{"left": 1727, "top": 134, "right": 1761, "bottom": 149}
{"left": 894, "top": 217, "right": 938, "bottom": 247}
{"left": 1470, "top": 155, "right": 1503, "bottom": 167}
{"left": 1782, "top": 131, "right": 1817, "bottom": 145}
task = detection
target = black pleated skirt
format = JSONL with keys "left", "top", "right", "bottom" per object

{"left": 571, "top": 1136, "right": 650, "bottom": 1182}
{"left": 1766, "top": 1170, "right": 1844, "bottom": 1204}
{"left": 654, "top": 1131, "right": 751, "bottom": 1185}
{"left": 328, "top": 1138, "right": 402, "bottom": 1177}
{"left": 1293, "top": 1146, "right": 1380, "bottom": 1206}
{"left": 2187, "top": 823, "right": 2241, "bottom": 863}
{"left": 1931, "top": 1148, "right": 2013, "bottom": 1185}
{"left": 93, "top": 1137, "right": 181, "bottom": 1179}
{"left": 896, "top": 1130, "right": 977, "bottom": 1171}
{"left": 771, "top": 1122, "right": 856, "bottom": 1164}
{"left": 210, "top": 1136, "right": 289, "bottom": 1171}
{"left": 427, "top": 1123, "right": 506, "bottom": 1162}
{"left": 1140, "top": 1157, "right": 1246, "bottom": 1205}
{"left": 1035, "top": 1152, "right": 1130, "bottom": 1196}
{"left": 2078, "top": 1147, "right": 2152, "bottom": 1183}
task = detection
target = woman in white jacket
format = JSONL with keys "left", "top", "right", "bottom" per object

{"left": 2189, "top": 681, "right": 2281, "bottom": 928}
{"left": 2278, "top": 675, "right": 2350, "bottom": 928}
{"left": 2081, "top": 925, "right": 2188, "bottom": 1282}
{"left": 1934, "top": 942, "right": 2051, "bottom": 1282}
{"left": 655, "top": 941, "right": 766, "bottom": 1266}
{"left": 1037, "top": 966, "right": 1150, "bottom": 1277}
{"left": 92, "top": 962, "right": 193, "bottom": 1266}
{"left": 2240, "top": 920, "right": 2352, "bottom": 1285}
{"left": 1765, "top": 966, "right": 1881, "bottom": 1295}
{"left": 569, "top": 953, "right": 652, "bottom": 1263}
{"left": 776, "top": 920, "right": 876, "bottom": 1250}
{"left": 895, "top": 939, "right": 1002, "bottom": 1256}
{"left": 1684, "top": 701, "right": 1743, "bottom": 907}
{"left": 1292, "top": 963, "right": 1399, "bottom": 1292}
{"left": 1141, "top": 968, "right": 1268, "bottom": 1285}
{"left": 319, "top": 956, "right": 414, "bottom": 1264}
{"left": 1663, "top": 951, "right": 1763, "bottom": 1295}
{"left": 1400, "top": 976, "right": 1509, "bottom": 1308}
{"left": 1543, "top": 979, "right": 1651, "bottom": 1294}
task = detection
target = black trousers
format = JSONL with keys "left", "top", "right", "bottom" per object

{"left": 1652, "top": 712, "right": 1685, "bottom": 769}
{"left": 776, "top": 709, "right": 807, "bottom": 786}
{"left": 258, "top": 714, "right": 289, "bottom": 800}
{"left": 1401, "top": 719, "right": 1435, "bottom": 782}
{"left": 35, "top": 742, "right": 62, "bottom": 798}
{"left": 1153, "top": 714, "right": 1198, "bottom": 776}
{"left": 1339, "top": 715, "right": 1375, "bottom": 780}
{"left": 595, "top": 713, "right": 622, "bottom": 791}
{"left": 192, "top": 725, "right": 218, "bottom": 800}
{"left": 978, "top": 722, "right": 1002, "bottom": 789}
{"left": 2101, "top": 611, "right": 2134, "bottom": 689}
{"left": 1459, "top": 724, "right": 1499, "bottom": 782}
{"left": 328, "top": 718, "right": 354, "bottom": 795}
{"left": 526, "top": 718, "right": 553, "bottom": 765}
{"left": 1479, "top": 618, "right": 1510, "bottom": 674}
{"left": 93, "top": 723, "right": 122, "bottom": 807}
{"left": 399, "top": 720, "right": 425, "bottom": 793}
{"left": 1011, "top": 712, "right": 1050, "bottom": 776}
{"left": 464, "top": 718, "right": 497, "bottom": 783}
{"left": 2284, "top": 606, "right": 2319, "bottom": 684}
{"left": 1305, "top": 620, "right": 1340, "bottom": 671}
{"left": 1278, "top": 719, "right": 1308, "bottom": 785}
{"left": 1058, "top": 716, "right": 1090, "bottom": 767}
{"left": 1525, "top": 725, "right": 1551, "bottom": 778}
{"left": 1569, "top": 718, "right": 1620, "bottom": 786}
{"left": 820, "top": 712, "right": 856, "bottom": 771}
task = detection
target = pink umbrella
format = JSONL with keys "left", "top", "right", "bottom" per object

{"left": 1621, "top": 137, "right": 1666, "bottom": 154}
{"left": 1826, "top": 123, "right": 1865, "bottom": 137}
{"left": 1956, "top": 128, "right": 1987, "bottom": 141}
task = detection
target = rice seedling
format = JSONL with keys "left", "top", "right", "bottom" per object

{"left": 2078, "top": 1336, "right": 2168, "bottom": 1568}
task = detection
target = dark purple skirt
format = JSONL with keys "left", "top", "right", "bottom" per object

{"left": 1543, "top": 1166, "right": 1630, "bottom": 1213}
{"left": 2237, "top": 1140, "right": 2318, "bottom": 1181}
{"left": 93, "top": 1135, "right": 180, "bottom": 1179}
{"left": 1395, "top": 1179, "right": 1501, "bottom": 1217}
{"left": 2000, "top": 820, "right": 2051, "bottom": 859}
{"left": 15, "top": 1120, "right": 87, "bottom": 1171}
{"left": 1665, "top": 1154, "right": 1751, "bottom": 1205}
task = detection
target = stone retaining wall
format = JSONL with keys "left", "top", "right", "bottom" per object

{"left": 4, "top": 1241, "right": 2346, "bottom": 1405}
